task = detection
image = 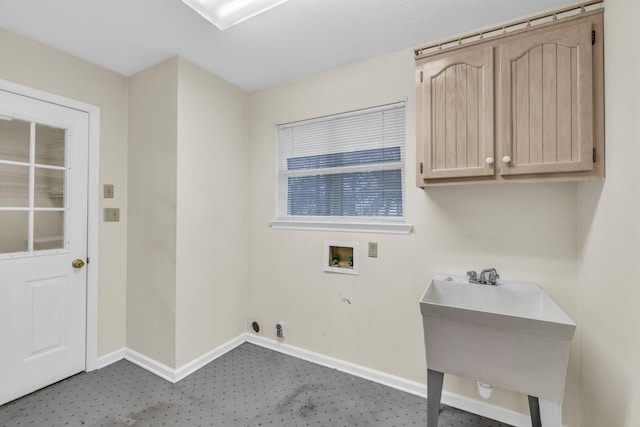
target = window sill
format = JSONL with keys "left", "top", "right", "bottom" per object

{"left": 269, "top": 220, "right": 413, "bottom": 235}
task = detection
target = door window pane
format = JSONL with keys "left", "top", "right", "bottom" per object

{"left": 0, "top": 118, "right": 30, "bottom": 163}
{"left": 35, "top": 124, "right": 65, "bottom": 167}
{"left": 0, "top": 164, "right": 29, "bottom": 207}
{"left": 0, "top": 118, "right": 68, "bottom": 255}
{"left": 34, "top": 211, "right": 64, "bottom": 250}
{"left": 0, "top": 211, "right": 28, "bottom": 254}
{"left": 35, "top": 168, "right": 64, "bottom": 208}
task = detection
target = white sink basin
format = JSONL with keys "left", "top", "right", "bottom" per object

{"left": 420, "top": 274, "right": 576, "bottom": 401}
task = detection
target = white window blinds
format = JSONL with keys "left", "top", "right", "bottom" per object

{"left": 275, "top": 102, "right": 406, "bottom": 226}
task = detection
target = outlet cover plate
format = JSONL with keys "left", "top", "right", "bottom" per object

{"left": 104, "top": 208, "right": 120, "bottom": 222}
{"left": 368, "top": 242, "right": 378, "bottom": 258}
{"left": 103, "top": 184, "right": 114, "bottom": 198}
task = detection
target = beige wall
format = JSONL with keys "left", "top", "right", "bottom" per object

{"left": 247, "top": 49, "right": 581, "bottom": 422}
{"left": 127, "top": 57, "right": 179, "bottom": 367}
{"left": 577, "top": 0, "right": 640, "bottom": 426}
{"left": 3, "top": 3, "right": 639, "bottom": 424}
{"left": 175, "top": 58, "right": 248, "bottom": 367}
{"left": 127, "top": 57, "right": 249, "bottom": 369}
{"left": 0, "top": 28, "right": 128, "bottom": 357}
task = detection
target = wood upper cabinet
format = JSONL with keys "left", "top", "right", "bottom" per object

{"left": 415, "top": 9, "right": 604, "bottom": 187}
{"left": 500, "top": 20, "right": 594, "bottom": 176}
{"left": 416, "top": 46, "right": 494, "bottom": 179}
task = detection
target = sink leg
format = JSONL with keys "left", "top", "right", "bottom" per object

{"left": 529, "top": 397, "right": 563, "bottom": 427}
{"left": 528, "top": 396, "right": 542, "bottom": 427}
{"left": 427, "top": 369, "right": 444, "bottom": 427}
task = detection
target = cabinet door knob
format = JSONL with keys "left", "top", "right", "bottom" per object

{"left": 485, "top": 157, "right": 494, "bottom": 165}
{"left": 502, "top": 156, "right": 512, "bottom": 163}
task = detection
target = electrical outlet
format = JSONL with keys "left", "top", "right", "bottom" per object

{"left": 104, "top": 184, "right": 114, "bottom": 199}
{"left": 276, "top": 321, "right": 285, "bottom": 338}
{"left": 104, "top": 208, "right": 120, "bottom": 222}
{"left": 368, "top": 242, "right": 378, "bottom": 258}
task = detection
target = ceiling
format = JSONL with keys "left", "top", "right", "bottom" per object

{"left": 0, "top": 0, "right": 577, "bottom": 92}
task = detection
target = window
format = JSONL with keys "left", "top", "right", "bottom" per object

{"left": 0, "top": 118, "right": 67, "bottom": 255}
{"left": 272, "top": 102, "right": 411, "bottom": 234}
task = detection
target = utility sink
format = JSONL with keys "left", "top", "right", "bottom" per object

{"left": 420, "top": 273, "right": 576, "bottom": 402}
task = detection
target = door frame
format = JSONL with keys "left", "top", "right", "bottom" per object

{"left": 0, "top": 78, "right": 101, "bottom": 371}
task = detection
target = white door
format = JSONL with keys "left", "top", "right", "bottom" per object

{"left": 0, "top": 89, "right": 89, "bottom": 406}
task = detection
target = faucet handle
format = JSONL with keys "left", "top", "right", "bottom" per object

{"left": 488, "top": 271, "right": 500, "bottom": 285}
{"left": 479, "top": 268, "right": 500, "bottom": 285}
{"left": 466, "top": 271, "right": 478, "bottom": 281}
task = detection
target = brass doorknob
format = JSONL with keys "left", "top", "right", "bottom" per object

{"left": 72, "top": 259, "right": 85, "bottom": 269}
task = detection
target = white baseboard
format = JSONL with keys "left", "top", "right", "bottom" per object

{"left": 174, "top": 334, "right": 246, "bottom": 382}
{"left": 125, "top": 347, "right": 177, "bottom": 382}
{"left": 94, "top": 334, "right": 245, "bottom": 383}
{"left": 96, "top": 347, "right": 126, "bottom": 369}
{"left": 442, "top": 390, "right": 533, "bottom": 427}
{"left": 94, "top": 333, "right": 556, "bottom": 427}
{"left": 245, "top": 333, "right": 428, "bottom": 396}
{"left": 245, "top": 334, "right": 533, "bottom": 427}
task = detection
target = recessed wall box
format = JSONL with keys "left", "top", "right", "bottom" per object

{"left": 324, "top": 241, "right": 359, "bottom": 275}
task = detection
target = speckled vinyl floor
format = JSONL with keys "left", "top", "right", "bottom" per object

{"left": 0, "top": 343, "right": 512, "bottom": 427}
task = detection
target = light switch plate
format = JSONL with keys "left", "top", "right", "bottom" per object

{"left": 104, "top": 184, "right": 114, "bottom": 199}
{"left": 368, "top": 242, "right": 378, "bottom": 258}
{"left": 104, "top": 208, "right": 119, "bottom": 222}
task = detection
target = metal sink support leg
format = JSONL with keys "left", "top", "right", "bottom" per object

{"left": 529, "top": 396, "right": 563, "bottom": 427}
{"left": 528, "top": 396, "right": 542, "bottom": 427}
{"left": 427, "top": 369, "right": 444, "bottom": 427}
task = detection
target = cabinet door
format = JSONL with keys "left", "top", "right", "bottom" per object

{"left": 500, "top": 21, "right": 593, "bottom": 176}
{"left": 417, "top": 46, "right": 494, "bottom": 180}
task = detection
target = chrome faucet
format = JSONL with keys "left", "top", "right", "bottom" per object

{"left": 467, "top": 268, "right": 500, "bottom": 285}
{"left": 479, "top": 268, "right": 500, "bottom": 285}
